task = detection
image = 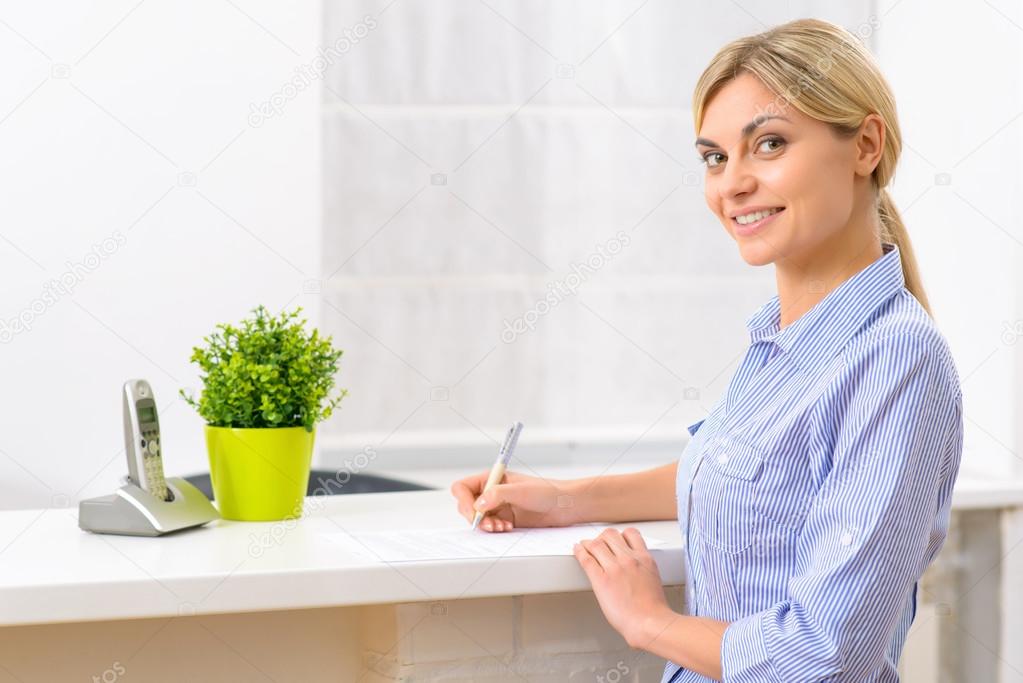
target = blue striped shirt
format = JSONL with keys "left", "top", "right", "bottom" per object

{"left": 661, "top": 242, "right": 963, "bottom": 683}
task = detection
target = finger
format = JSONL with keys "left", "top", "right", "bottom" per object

{"left": 622, "top": 527, "right": 649, "bottom": 552}
{"left": 473, "top": 483, "right": 515, "bottom": 514}
{"left": 457, "top": 470, "right": 499, "bottom": 519}
{"left": 573, "top": 542, "right": 603, "bottom": 578}
{"left": 580, "top": 537, "right": 616, "bottom": 569}
{"left": 477, "top": 509, "right": 514, "bottom": 532}
{"left": 599, "top": 528, "right": 632, "bottom": 558}
{"left": 450, "top": 480, "right": 480, "bottom": 520}
{"left": 490, "top": 518, "right": 511, "bottom": 532}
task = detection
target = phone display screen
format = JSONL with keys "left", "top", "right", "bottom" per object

{"left": 137, "top": 404, "right": 157, "bottom": 424}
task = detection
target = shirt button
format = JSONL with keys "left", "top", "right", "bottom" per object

{"left": 840, "top": 532, "right": 854, "bottom": 547}
{"left": 717, "top": 454, "right": 729, "bottom": 465}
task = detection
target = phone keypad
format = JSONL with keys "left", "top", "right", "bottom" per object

{"left": 140, "top": 428, "right": 168, "bottom": 501}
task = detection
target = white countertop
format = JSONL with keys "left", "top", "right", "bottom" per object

{"left": 946, "top": 476, "right": 1023, "bottom": 510}
{"left": 2, "top": 469, "right": 1020, "bottom": 628}
{"left": 0, "top": 490, "right": 684, "bottom": 627}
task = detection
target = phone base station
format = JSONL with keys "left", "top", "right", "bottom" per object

{"left": 79, "top": 477, "right": 220, "bottom": 536}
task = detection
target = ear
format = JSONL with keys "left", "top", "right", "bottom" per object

{"left": 854, "top": 113, "right": 885, "bottom": 178}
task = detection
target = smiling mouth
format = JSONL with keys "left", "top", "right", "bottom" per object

{"left": 732, "top": 207, "right": 784, "bottom": 226}
{"left": 731, "top": 207, "right": 785, "bottom": 236}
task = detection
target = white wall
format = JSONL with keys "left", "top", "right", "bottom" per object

{"left": 871, "top": 2, "right": 1023, "bottom": 679}
{"left": 319, "top": 1, "right": 1023, "bottom": 486}
{"left": 0, "top": 1, "right": 322, "bottom": 509}
{"left": 1, "top": 0, "right": 1019, "bottom": 509}
{"left": 316, "top": 1, "right": 907, "bottom": 477}
{"left": 872, "top": 0, "right": 1023, "bottom": 480}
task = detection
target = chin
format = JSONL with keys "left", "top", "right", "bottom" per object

{"left": 735, "top": 239, "right": 780, "bottom": 267}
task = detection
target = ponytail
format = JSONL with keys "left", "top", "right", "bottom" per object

{"left": 877, "top": 188, "right": 932, "bottom": 317}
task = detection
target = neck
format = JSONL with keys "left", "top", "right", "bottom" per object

{"left": 774, "top": 223, "right": 883, "bottom": 330}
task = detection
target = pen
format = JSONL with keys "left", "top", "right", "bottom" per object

{"left": 471, "top": 421, "right": 523, "bottom": 531}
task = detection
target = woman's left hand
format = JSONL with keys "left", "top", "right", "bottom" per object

{"left": 573, "top": 527, "right": 675, "bottom": 649}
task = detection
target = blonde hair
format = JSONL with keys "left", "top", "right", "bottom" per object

{"left": 693, "top": 18, "right": 932, "bottom": 315}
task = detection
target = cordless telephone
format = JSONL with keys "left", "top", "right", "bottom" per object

{"left": 123, "top": 379, "right": 170, "bottom": 502}
{"left": 78, "top": 379, "right": 219, "bottom": 536}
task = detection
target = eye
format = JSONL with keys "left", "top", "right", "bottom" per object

{"left": 757, "top": 136, "right": 785, "bottom": 153}
{"left": 699, "top": 136, "right": 784, "bottom": 168}
{"left": 701, "top": 151, "right": 725, "bottom": 168}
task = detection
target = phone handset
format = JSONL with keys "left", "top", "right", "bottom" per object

{"left": 123, "top": 379, "right": 171, "bottom": 502}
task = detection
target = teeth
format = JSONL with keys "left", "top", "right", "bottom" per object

{"left": 735, "top": 208, "right": 781, "bottom": 225}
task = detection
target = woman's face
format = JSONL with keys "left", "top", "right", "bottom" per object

{"left": 696, "top": 73, "right": 872, "bottom": 268}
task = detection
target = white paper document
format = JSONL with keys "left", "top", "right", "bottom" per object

{"left": 322, "top": 524, "right": 666, "bottom": 563}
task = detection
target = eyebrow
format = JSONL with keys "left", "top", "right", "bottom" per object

{"left": 694, "top": 115, "right": 791, "bottom": 149}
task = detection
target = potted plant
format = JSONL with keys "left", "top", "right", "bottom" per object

{"left": 181, "top": 305, "right": 348, "bottom": 521}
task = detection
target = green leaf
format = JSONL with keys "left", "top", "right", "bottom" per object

{"left": 182, "top": 305, "right": 348, "bottom": 429}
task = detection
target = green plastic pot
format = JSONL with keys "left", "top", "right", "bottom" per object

{"left": 204, "top": 425, "right": 314, "bottom": 521}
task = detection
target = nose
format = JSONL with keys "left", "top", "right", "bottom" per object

{"left": 717, "top": 154, "right": 756, "bottom": 203}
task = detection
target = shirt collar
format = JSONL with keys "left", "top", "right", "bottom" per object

{"left": 744, "top": 241, "right": 906, "bottom": 372}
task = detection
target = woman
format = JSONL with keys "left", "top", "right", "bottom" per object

{"left": 451, "top": 18, "right": 963, "bottom": 682}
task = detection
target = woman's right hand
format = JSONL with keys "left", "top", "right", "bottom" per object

{"left": 450, "top": 469, "right": 580, "bottom": 532}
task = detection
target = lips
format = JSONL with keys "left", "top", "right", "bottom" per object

{"left": 732, "top": 207, "right": 785, "bottom": 236}
{"left": 732, "top": 207, "right": 784, "bottom": 225}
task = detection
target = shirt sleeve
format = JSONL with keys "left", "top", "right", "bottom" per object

{"left": 720, "top": 332, "right": 963, "bottom": 683}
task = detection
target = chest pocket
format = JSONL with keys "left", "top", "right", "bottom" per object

{"left": 691, "top": 435, "right": 766, "bottom": 553}
{"left": 691, "top": 431, "right": 818, "bottom": 556}
{"left": 692, "top": 433, "right": 816, "bottom": 554}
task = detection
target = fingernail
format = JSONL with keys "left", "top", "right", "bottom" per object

{"left": 474, "top": 498, "right": 486, "bottom": 510}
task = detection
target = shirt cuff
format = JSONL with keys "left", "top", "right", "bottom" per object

{"left": 721, "top": 610, "right": 776, "bottom": 683}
